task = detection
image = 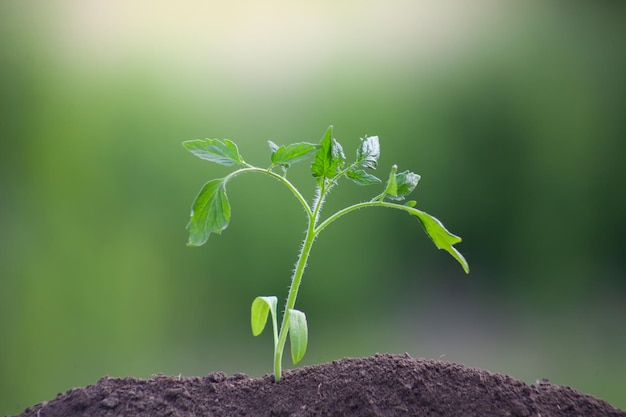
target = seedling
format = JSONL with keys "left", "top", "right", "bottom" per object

{"left": 183, "top": 126, "right": 468, "bottom": 381}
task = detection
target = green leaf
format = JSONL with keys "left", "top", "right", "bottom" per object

{"left": 270, "top": 142, "right": 318, "bottom": 167}
{"left": 311, "top": 126, "right": 346, "bottom": 184}
{"left": 331, "top": 138, "right": 346, "bottom": 169}
{"left": 385, "top": 170, "right": 420, "bottom": 201}
{"left": 288, "top": 309, "right": 308, "bottom": 364}
{"left": 346, "top": 169, "right": 382, "bottom": 186}
{"left": 381, "top": 165, "right": 398, "bottom": 198}
{"left": 186, "top": 178, "right": 230, "bottom": 246}
{"left": 251, "top": 296, "right": 278, "bottom": 337}
{"left": 356, "top": 136, "right": 380, "bottom": 169}
{"left": 311, "top": 126, "right": 333, "bottom": 181}
{"left": 408, "top": 208, "right": 469, "bottom": 274}
{"left": 183, "top": 139, "right": 244, "bottom": 166}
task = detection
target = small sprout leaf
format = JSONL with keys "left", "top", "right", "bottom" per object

{"left": 186, "top": 178, "right": 230, "bottom": 246}
{"left": 183, "top": 139, "right": 244, "bottom": 166}
{"left": 251, "top": 296, "right": 278, "bottom": 336}
{"left": 404, "top": 200, "right": 417, "bottom": 208}
{"left": 408, "top": 208, "right": 469, "bottom": 274}
{"left": 271, "top": 142, "right": 318, "bottom": 167}
{"left": 346, "top": 169, "right": 382, "bottom": 186}
{"left": 356, "top": 136, "right": 380, "bottom": 169}
{"left": 288, "top": 309, "right": 308, "bottom": 364}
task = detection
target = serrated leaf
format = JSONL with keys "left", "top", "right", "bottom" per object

{"left": 311, "top": 126, "right": 333, "bottom": 181}
{"left": 346, "top": 169, "right": 382, "bottom": 186}
{"left": 186, "top": 178, "right": 230, "bottom": 246}
{"left": 271, "top": 142, "right": 318, "bottom": 167}
{"left": 183, "top": 139, "right": 244, "bottom": 166}
{"left": 356, "top": 136, "right": 380, "bottom": 169}
{"left": 385, "top": 170, "right": 420, "bottom": 201}
{"left": 288, "top": 309, "right": 308, "bottom": 364}
{"left": 251, "top": 296, "right": 278, "bottom": 337}
{"left": 408, "top": 208, "right": 469, "bottom": 273}
{"left": 311, "top": 126, "right": 346, "bottom": 184}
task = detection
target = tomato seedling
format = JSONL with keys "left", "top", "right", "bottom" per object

{"left": 183, "top": 126, "right": 468, "bottom": 381}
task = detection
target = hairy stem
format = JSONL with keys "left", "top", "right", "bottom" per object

{"left": 273, "top": 224, "right": 315, "bottom": 380}
{"left": 273, "top": 185, "right": 327, "bottom": 381}
{"left": 315, "top": 200, "right": 409, "bottom": 235}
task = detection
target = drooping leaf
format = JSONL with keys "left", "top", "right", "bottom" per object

{"left": 346, "top": 169, "right": 381, "bottom": 186}
{"left": 408, "top": 208, "right": 469, "bottom": 274}
{"left": 288, "top": 309, "right": 308, "bottom": 364}
{"left": 251, "top": 296, "right": 278, "bottom": 337}
{"left": 311, "top": 126, "right": 346, "bottom": 184}
{"left": 183, "top": 139, "right": 244, "bottom": 166}
{"left": 356, "top": 136, "right": 380, "bottom": 169}
{"left": 186, "top": 178, "right": 230, "bottom": 246}
{"left": 385, "top": 170, "right": 420, "bottom": 201}
{"left": 271, "top": 142, "right": 318, "bottom": 167}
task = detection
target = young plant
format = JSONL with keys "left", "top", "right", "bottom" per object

{"left": 183, "top": 126, "right": 468, "bottom": 381}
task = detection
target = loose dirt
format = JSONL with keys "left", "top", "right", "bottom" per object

{"left": 13, "top": 353, "right": 625, "bottom": 417}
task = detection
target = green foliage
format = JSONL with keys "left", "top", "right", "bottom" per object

{"left": 251, "top": 295, "right": 279, "bottom": 354}
{"left": 186, "top": 179, "right": 231, "bottom": 246}
{"left": 183, "top": 126, "right": 468, "bottom": 381}
{"left": 288, "top": 309, "right": 308, "bottom": 364}
{"left": 183, "top": 139, "right": 245, "bottom": 166}
{"left": 268, "top": 141, "right": 318, "bottom": 169}
{"left": 311, "top": 126, "right": 346, "bottom": 187}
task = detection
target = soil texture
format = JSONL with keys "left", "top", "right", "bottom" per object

{"left": 13, "top": 353, "right": 625, "bottom": 417}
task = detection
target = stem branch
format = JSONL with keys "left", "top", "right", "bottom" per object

{"left": 314, "top": 200, "right": 410, "bottom": 235}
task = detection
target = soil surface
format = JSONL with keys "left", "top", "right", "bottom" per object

{"left": 13, "top": 353, "right": 625, "bottom": 417}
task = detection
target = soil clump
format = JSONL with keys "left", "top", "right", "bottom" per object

{"left": 14, "top": 353, "right": 625, "bottom": 417}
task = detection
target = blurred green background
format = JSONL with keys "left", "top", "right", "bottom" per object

{"left": 1, "top": 1, "right": 625, "bottom": 415}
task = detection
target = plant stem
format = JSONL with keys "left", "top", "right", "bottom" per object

{"left": 273, "top": 226, "right": 315, "bottom": 380}
{"left": 273, "top": 185, "right": 327, "bottom": 381}
{"left": 315, "top": 200, "right": 407, "bottom": 235}
{"left": 267, "top": 178, "right": 418, "bottom": 381}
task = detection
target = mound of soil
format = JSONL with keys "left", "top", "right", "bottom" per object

{"left": 14, "top": 353, "right": 625, "bottom": 417}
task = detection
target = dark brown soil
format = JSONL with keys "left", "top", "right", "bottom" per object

{"left": 13, "top": 353, "right": 625, "bottom": 417}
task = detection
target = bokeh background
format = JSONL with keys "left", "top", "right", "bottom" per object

{"left": 1, "top": 1, "right": 625, "bottom": 414}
